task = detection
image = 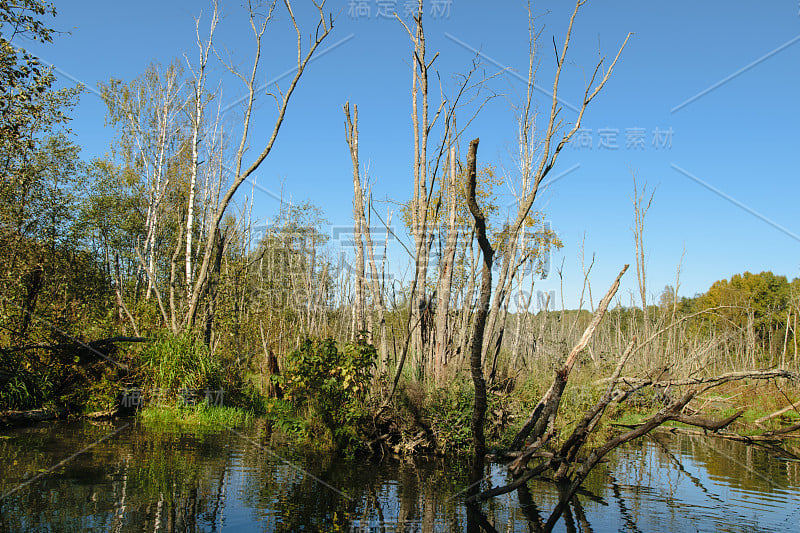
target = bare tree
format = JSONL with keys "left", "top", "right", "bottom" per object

{"left": 344, "top": 103, "right": 368, "bottom": 337}
{"left": 481, "top": 1, "right": 631, "bottom": 363}
{"left": 396, "top": 1, "right": 447, "bottom": 375}
{"left": 465, "top": 137, "right": 492, "bottom": 458}
{"left": 631, "top": 172, "right": 655, "bottom": 333}
{"left": 185, "top": 0, "right": 334, "bottom": 328}
{"left": 344, "top": 102, "right": 389, "bottom": 362}
{"left": 432, "top": 145, "right": 459, "bottom": 382}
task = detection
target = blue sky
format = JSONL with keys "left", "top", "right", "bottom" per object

{"left": 17, "top": 0, "right": 800, "bottom": 309}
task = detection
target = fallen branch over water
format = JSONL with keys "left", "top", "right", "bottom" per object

{"left": 1, "top": 336, "right": 149, "bottom": 375}
{"left": 2, "top": 336, "right": 150, "bottom": 354}
{"left": 509, "top": 265, "right": 629, "bottom": 453}
{"left": 465, "top": 264, "right": 800, "bottom": 532}
{"left": 655, "top": 423, "right": 800, "bottom": 443}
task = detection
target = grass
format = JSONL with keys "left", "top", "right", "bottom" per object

{"left": 139, "top": 333, "right": 222, "bottom": 393}
{"left": 138, "top": 402, "right": 253, "bottom": 430}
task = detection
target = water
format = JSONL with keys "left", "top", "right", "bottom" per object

{"left": 0, "top": 419, "right": 798, "bottom": 531}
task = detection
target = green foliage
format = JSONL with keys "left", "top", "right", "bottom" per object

{"left": 389, "top": 376, "right": 512, "bottom": 455}
{"left": 0, "top": 1, "right": 56, "bottom": 42}
{"left": 0, "top": 337, "right": 126, "bottom": 412}
{"left": 691, "top": 271, "right": 797, "bottom": 360}
{"left": 277, "top": 335, "right": 377, "bottom": 451}
{"left": 698, "top": 271, "right": 791, "bottom": 327}
{"left": 426, "top": 378, "right": 475, "bottom": 452}
{"left": 400, "top": 163, "right": 503, "bottom": 232}
{"left": 138, "top": 403, "right": 253, "bottom": 430}
{"left": 137, "top": 333, "right": 222, "bottom": 400}
{"left": 264, "top": 398, "right": 303, "bottom": 435}
{"left": 0, "top": 0, "right": 63, "bottom": 147}
{"left": 0, "top": 0, "right": 118, "bottom": 415}
{"left": 0, "top": 368, "right": 53, "bottom": 410}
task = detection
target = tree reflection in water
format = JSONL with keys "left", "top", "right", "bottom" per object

{"left": 0, "top": 421, "right": 799, "bottom": 531}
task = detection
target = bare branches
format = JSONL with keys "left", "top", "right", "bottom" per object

{"left": 185, "top": 0, "right": 333, "bottom": 327}
{"left": 480, "top": 0, "right": 631, "bottom": 363}
{"left": 520, "top": 1, "right": 632, "bottom": 237}
{"left": 552, "top": 336, "right": 638, "bottom": 481}
{"left": 344, "top": 102, "right": 388, "bottom": 360}
{"left": 632, "top": 172, "right": 655, "bottom": 327}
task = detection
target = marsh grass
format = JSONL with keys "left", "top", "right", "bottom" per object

{"left": 138, "top": 333, "right": 222, "bottom": 396}
{"left": 138, "top": 402, "right": 253, "bottom": 429}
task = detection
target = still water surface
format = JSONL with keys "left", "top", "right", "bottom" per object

{"left": 0, "top": 420, "right": 798, "bottom": 531}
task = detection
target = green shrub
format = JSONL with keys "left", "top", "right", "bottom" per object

{"left": 427, "top": 379, "right": 475, "bottom": 452}
{"left": 278, "top": 335, "right": 377, "bottom": 451}
{"left": 0, "top": 370, "right": 53, "bottom": 410}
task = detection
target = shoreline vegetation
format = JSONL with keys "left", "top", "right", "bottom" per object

{"left": 2, "top": 315, "right": 799, "bottom": 454}
{"left": 1, "top": 1, "right": 799, "bottom": 529}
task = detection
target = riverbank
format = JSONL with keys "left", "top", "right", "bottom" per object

{"left": 4, "top": 369, "right": 797, "bottom": 460}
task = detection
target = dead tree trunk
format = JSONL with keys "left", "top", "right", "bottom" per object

{"left": 344, "top": 103, "right": 368, "bottom": 337}
{"left": 398, "top": 1, "right": 434, "bottom": 375}
{"left": 203, "top": 228, "right": 226, "bottom": 348}
{"left": 185, "top": 1, "right": 333, "bottom": 328}
{"left": 433, "top": 145, "right": 459, "bottom": 382}
{"left": 465, "top": 138, "right": 493, "bottom": 458}
{"left": 480, "top": 1, "right": 631, "bottom": 359}
{"left": 510, "top": 265, "right": 629, "bottom": 451}
{"left": 344, "top": 103, "right": 390, "bottom": 364}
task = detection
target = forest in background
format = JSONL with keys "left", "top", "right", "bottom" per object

{"left": 2, "top": 0, "right": 799, "bottom": 476}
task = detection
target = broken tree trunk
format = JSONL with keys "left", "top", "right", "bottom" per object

{"left": 0, "top": 407, "right": 69, "bottom": 426}
{"left": 510, "top": 265, "right": 629, "bottom": 452}
{"left": 465, "top": 138, "right": 493, "bottom": 459}
{"left": 433, "top": 145, "right": 459, "bottom": 383}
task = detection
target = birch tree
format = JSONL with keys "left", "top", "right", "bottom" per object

{"left": 184, "top": 1, "right": 219, "bottom": 304}
{"left": 185, "top": 0, "right": 334, "bottom": 328}
{"left": 100, "top": 60, "right": 187, "bottom": 303}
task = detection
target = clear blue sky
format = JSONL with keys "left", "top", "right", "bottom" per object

{"left": 18, "top": 0, "right": 800, "bottom": 309}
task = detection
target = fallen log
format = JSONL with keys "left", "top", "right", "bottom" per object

{"left": 761, "top": 421, "right": 800, "bottom": 437}
{"left": 86, "top": 407, "right": 120, "bottom": 420}
{"left": 463, "top": 257, "right": 800, "bottom": 531}
{"left": 611, "top": 369, "right": 800, "bottom": 388}
{"left": 671, "top": 410, "right": 744, "bottom": 431}
{"left": 654, "top": 425, "right": 800, "bottom": 443}
{"left": 754, "top": 399, "right": 800, "bottom": 424}
{"left": 2, "top": 336, "right": 150, "bottom": 354}
{"left": 0, "top": 407, "right": 68, "bottom": 425}
{"left": 1, "top": 336, "right": 149, "bottom": 372}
